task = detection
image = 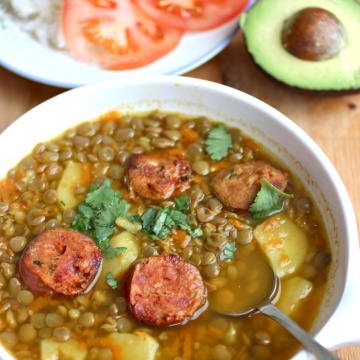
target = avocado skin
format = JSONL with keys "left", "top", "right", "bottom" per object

{"left": 240, "top": 0, "right": 360, "bottom": 94}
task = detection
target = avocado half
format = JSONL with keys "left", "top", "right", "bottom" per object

{"left": 240, "top": 0, "right": 360, "bottom": 93}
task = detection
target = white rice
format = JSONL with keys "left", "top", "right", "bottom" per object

{"left": 1, "top": 0, "right": 66, "bottom": 49}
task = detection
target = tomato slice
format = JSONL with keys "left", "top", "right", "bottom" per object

{"left": 131, "top": 0, "right": 250, "bottom": 31}
{"left": 62, "top": 0, "right": 184, "bottom": 70}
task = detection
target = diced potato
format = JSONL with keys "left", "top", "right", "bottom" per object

{"left": 98, "top": 231, "right": 140, "bottom": 288}
{"left": 276, "top": 276, "right": 313, "bottom": 316}
{"left": 57, "top": 161, "right": 84, "bottom": 209}
{"left": 253, "top": 213, "right": 308, "bottom": 278}
{"left": 115, "top": 216, "right": 142, "bottom": 234}
{"left": 41, "top": 338, "right": 87, "bottom": 360}
{"left": 108, "top": 332, "right": 159, "bottom": 360}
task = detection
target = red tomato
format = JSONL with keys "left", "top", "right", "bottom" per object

{"left": 62, "top": 0, "right": 184, "bottom": 70}
{"left": 131, "top": 0, "right": 250, "bottom": 31}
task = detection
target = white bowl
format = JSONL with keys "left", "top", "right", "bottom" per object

{"left": 0, "top": 76, "right": 359, "bottom": 359}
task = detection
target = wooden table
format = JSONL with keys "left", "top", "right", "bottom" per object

{"left": 1, "top": 31, "right": 359, "bottom": 359}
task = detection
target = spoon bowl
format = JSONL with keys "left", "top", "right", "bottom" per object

{"left": 212, "top": 260, "right": 340, "bottom": 360}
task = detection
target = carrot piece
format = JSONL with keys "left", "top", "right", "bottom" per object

{"left": 208, "top": 326, "right": 224, "bottom": 340}
{"left": 181, "top": 128, "right": 199, "bottom": 143}
{"left": 82, "top": 163, "right": 92, "bottom": 187}
{"left": 182, "top": 327, "right": 193, "bottom": 359}
{"left": 100, "top": 111, "right": 121, "bottom": 121}
{"left": 112, "top": 345, "right": 122, "bottom": 360}
{"left": 171, "top": 335, "right": 181, "bottom": 354}
{"left": 193, "top": 175, "right": 202, "bottom": 184}
{"left": 210, "top": 161, "right": 232, "bottom": 173}
{"left": 87, "top": 337, "right": 113, "bottom": 347}
{"left": 243, "top": 138, "right": 260, "bottom": 152}
{"left": 171, "top": 229, "right": 190, "bottom": 247}
{"left": 168, "top": 148, "right": 185, "bottom": 156}
{"left": 30, "top": 295, "right": 60, "bottom": 313}
{"left": 0, "top": 179, "right": 18, "bottom": 202}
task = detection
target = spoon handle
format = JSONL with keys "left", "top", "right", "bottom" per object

{"left": 258, "top": 301, "right": 340, "bottom": 360}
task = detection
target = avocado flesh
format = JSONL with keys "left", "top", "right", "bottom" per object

{"left": 241, "top": 0, "right": 360, "bottom": 92}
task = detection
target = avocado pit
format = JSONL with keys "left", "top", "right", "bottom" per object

{"left": 282, "top": 7, "right": 347, "bottom": 61}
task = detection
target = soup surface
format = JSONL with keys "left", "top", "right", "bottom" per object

{"left": 0, "top": 110, "right": 331, "bottom": 360}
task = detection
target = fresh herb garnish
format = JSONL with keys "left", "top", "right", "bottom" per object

{"left": 249, "top": 178, "right": 294, "bottom": 219}
{"left": 224, "top": 242, "right": 237, "bottom": 260}
{"left": 174, "top": 195, "right": 189, "bottom": 212}
{"left": 140, "top": 196, "right": 203, "bottom": 240}
{"left": 72, "top": 179, "right": 130, "bottom": 259}
{"left": 205, "top": 123, "right": 233, "bottom": 160}
{"left": 105, "top": 272, "right": 118, "bottom": 289}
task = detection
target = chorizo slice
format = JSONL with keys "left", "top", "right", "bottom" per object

{"left": 212, "top": 161, "right": 288, "bottom": 210}
{"left": 19, "top": 229, "right": 102, "bottom": 295}
{"left": 125, "top": 253, "right": 207, "bottom": 326}
{"left": 126, "top": 150, "right": 191, "bottom": 200}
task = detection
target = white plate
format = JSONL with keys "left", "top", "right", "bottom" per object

{"left": 0, "top": 12, "right": 240, "bottom": 89}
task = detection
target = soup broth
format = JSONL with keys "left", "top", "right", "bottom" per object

{"left": 0, "top": 110, "right": 331, "bottom": 360}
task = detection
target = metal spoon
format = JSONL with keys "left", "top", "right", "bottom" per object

{"left": 213, "top": 266, "right": 340, "bottom": 360}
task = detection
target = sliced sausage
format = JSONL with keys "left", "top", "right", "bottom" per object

{"left": 19, "top": 229, "right": 102, "bottom": 295}
{"left": 212, "top": 161, "right": 288, "bottom": 210}
{"left": 126, "top": 150, "right": 191, "bottom": 200}
{"left": 125, "top": 253, "right": 207, "bottom": 326}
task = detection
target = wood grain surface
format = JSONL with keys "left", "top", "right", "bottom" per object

{"left": 1, "top": 29, "right": 360, "bottom": 360}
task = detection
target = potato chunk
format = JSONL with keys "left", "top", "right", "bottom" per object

{"left": 57, "top": 161, "right": 84, "bottom": 209}
{"left": 108, "top": 332, "right": 159, "bottom": 360}
{"left": 41, "top": 338, "right": 87, "bottom": 360}
{"left": 253, "top": 213, "right": 308, "bottom": 278}
{"left": 276, "top": 276, "right": 313, "bottom": 316}
{"left": 98, "top": 231, "right": 139, "bottom": 288}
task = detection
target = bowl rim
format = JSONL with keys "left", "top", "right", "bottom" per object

{"left": 0, "top": 75, "right": 359, "bottom": 359}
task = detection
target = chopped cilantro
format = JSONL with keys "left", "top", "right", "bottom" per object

{"left": 140, "top": 196, "right": 203, "bottom": 240}
{"left": 249, "top": 178, "right": 294, "bottom": 219}
{"left": 105, "top": 272, "right": 118, "bottom": 289}
{"left": 205, "top": 123, "right": 233, "bottom": 160}
{"left": 224, "top": 242, "right": 237, "bottom": 260}
{"left": 71, "top": 179, "right": 130, "bottom": 259}
{"left": 174, "top": 195, "right": 189, "bottom": 211}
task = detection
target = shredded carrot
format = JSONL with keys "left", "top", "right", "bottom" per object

{"left": 227, "top": 218, "right": 244, "bottom": 230}
{"left": 82, "top": 163, "right": 92, "bottom": 186}
{"left": 171, "top": 229, "right": 190, "bottom": 248}
{"left": 0, "top": 179, "right": 18, "bottom": 202}
{"left": 112, "top": 345, "right": 122, "bottom": 360}
{"left": 111, "top": 142, "right": 119, "bottom": 152}
{"left": 262, "top": 215, "right": 281, "bottom": 232}
{"left": 181, "top": 128, "right": 199, "bottom": 143}
{"left": 78, "top": 342, "right": 87, "bottom": 351}
{"left": 208, "top": 326, "right": 224, "bottom": 340}
{"left": 193, "top": 174, "right": 202, "bottom": 184}
{"left": 30, "top": 295, "right": 59, "bottom": 313}
{"left": 182, "top": 327, "right": 193, "bottom": 359}
{"left": 171, "top": 335, "right": 181, "bottom": 354}
{"left": 87, "top": 337, "right": 113, "bottom": 347}
{"left": 243, "top": 138, "right": 260, "bottom": 152}
{"left": 210, "top": 161, "right": 232, "bottom": 173}
{"left": 168, "top": 148, "right": 185, "bottom": 156}
{"left": 100, "top": 111, "right": 121, "bottom": 122}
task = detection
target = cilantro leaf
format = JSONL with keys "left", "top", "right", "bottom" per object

{"left": 174, "top": 195, "right": 189, "bottom": 211}
{"left": 224, "top": 242, "right": 237, "bottom": 260}
{"left": 205, "top": 123, "right": 233, "bottom": 160}
{"left": 140, "top": 199, "right": 203, "bottom": 240}
{"left": 72, "top": 179, "right": 130, "bottom": 259}
{"left": 103, "top": 246, "right": 127, "bottom": 260}
{"left": 105, "top": 272, "right": 118, "bottom": 289}
{"left": 249, "top": 178, "right": 294, "bottom": 219}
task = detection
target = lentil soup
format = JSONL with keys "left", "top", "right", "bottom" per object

{"left": 0, "top": 110, "right": 331, "bottom": 360}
